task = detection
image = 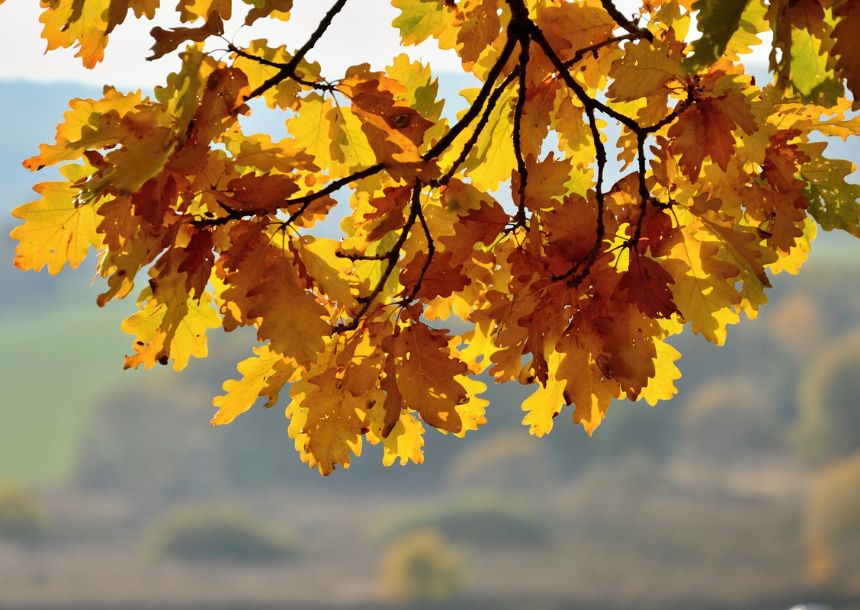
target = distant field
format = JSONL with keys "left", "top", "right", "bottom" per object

{"left": 1, "top": 249, "right": 858, "bottom": 483}
{"left": 0, "top": 299, "right": 130, "bottom": 482}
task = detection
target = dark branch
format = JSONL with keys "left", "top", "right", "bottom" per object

{"left": 200, "top": 0, "right": 691, "bottom": 289}
{"left": 423, "top": 32, "right": 517, "bottom": 161}
{"left": 244, "top": 0, "right": 348, "bottom": 102}
{"left": 404, "top": 202, "right": 435, "bottom": 303}
{"left": 600, "top": 0, "right": 653, "bottom": 43}
{"left": 630, "top": 88, "right": 696, "bottom": 248}
{"left": 432, "top": 70, "right": 518, "bottom": 187}
{"left": 282, "top": 163, "right": 385, "bottom": 227}
{"left": 227, "top": 43, "right": 337, "bottom": 92}
{"left": 335, "top": 250, "right": 390, "bottom": 261}
{"left": 336, "top": 182, "right": 422, "bottom": 332}
{"left": 631, "top": 133, "right": 652, "bottom": 248}
{"left": 644, "top": 85, "right": 696, "bottom": 134}
{"left": 519, "top": 15, "right": 607, "bottom": 283}
{"left": 511, "top": 36, "right": 531, "bottom": 230}
{"left": 561, "top": 33, "right": 640, "bottom": 69}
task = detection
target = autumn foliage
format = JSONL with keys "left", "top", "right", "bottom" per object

{"left": 8, "top": 0, "right": 860, "bottom": 474}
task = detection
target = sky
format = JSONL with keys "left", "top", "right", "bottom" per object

{"left": 0, "top": 0, "right": 464, "bottom": 87}
{"left": 1, "top": 0, "right": 655, "bottom": 87}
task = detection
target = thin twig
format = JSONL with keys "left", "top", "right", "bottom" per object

{"left": 600, "top": 0, "right": 653, "bottom": 42}
{"left": 630, "top": 88, "right": 696, "bottom": 249}
{"left": 282, "top": 163, "right": 385, "bottom": 227}
{"left": 227, "top": 42, "right": 337, "bottom": 92}
{"left": 244, "top": 0, "right": 349, "bottom": 102}
{"left": 336, "top": 182, "right": 422, "bottom": 332}
{"left": 422, "top": 32, "right": 517, "bottom": 161}
{"left": 432, "top": 70, "right": 518, "bottom": 187}
{"left": 404, "top": 202, "right": 435, "bottom": 302}
{"left": 561, "top": 33, "right": 640, "bottom": 68}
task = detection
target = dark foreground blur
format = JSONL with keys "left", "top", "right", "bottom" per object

{"left": 1, "top": 81, "right": 860, "bottom": 610}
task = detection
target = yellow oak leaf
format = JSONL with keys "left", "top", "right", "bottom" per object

{"left": 149, "top": 16, "right": 225, "bottom": 60}
{"left": 40, "top": 0, "right": 111, "bottom": 68}
{"left": 24, "top": 88, "right": 146, "bottom": 171}
{"left": 212, "top": 345, "right": 295, "bottom": 425}
{"left": 639, "top": 339, "right": 683, "bottom": 406}
{"left": 11, "top": 166, "right": 102, "bottom": 275}
{"left": 391, "top": 0, "right": 458, "bottom": 50}
{"left": 668, "top": 89, "right": 757, "bottom": 181}
{"left": 462, "top": 85, "right": 517, "bottom": 191}
{"left": 608, "top": 36, "right": 685, "bottom": 102}
{"left": 455, "top": 0, "right": 502, "bottom": 68}
{"left": 662, "top": 255, "right": 740, "bottom": 346}
{"left": 286, "top": 371, "right": 369, "bottom": 476}
{"left": 556, "top": 335, "right": 622, "bottom": 436}
{"left": 768, "top": 216, "right": 816, "bottom": 276}
{"left": 286, "top": 95, "right": 374, "bottom": 178}
{"left": 177, "top": 0, "right": 231, "bottom": 21}
{"left": 450, "top": 375, "right": 489, "bottom": 437}
{"left": 242, "top": 0, "right": 292, "bottom": 25}
{"left": 219, "top": 227, "right": 330, "bottom": 367}
{"left": 535, "top": 1, "right": 615, "bottom": 56}
{"left": 385, "top": 54, "right": 445, "bottom": 122}
{"left": 38, "top": 0, "right": 158, "bottom": 67}
{"left": 521, "top": 352, "right": 566, "bottom": 437}
{"left": 295, "top": 236, "right": 357, "bottom": 307}
{"left": 121, "top": 288, "right": 221, "bottom": 371}
{"left": 366, "top": 405, "right": 426, "bottom": 467}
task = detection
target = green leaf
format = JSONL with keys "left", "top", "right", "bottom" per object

{"left": 391, "top": 0, "right": 451, "bottom": 46}
{"left": 790, "top": 27, "right": 843, "bottom": 105}
{"left": 802, "top": 152, "right": 860, "bottom": 237}
{"left": 684, "top": 0, "right": 750, "bottom": 71}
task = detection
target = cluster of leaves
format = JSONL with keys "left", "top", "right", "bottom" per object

{"left": 8, "top": 0, "right": 860, "bottom": 474}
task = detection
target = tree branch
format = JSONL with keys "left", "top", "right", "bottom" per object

{"left": 227, "top": 42, "right": 337, "bottom": 92}
{"left": 404, "top": 201, "right": 435, "bottom": 303}
{"left": 600, "top": 0, "right": 653, "bottom": 43}
{"left": 511, "top": 37, "right": 531, "bottom": 230}
{"left": 519, "top": 16, "right": 607, "bottom": 284}
{"left": 244, "top": 0, "right": 349, "bottom": 102}
{"left": 336, "top": 182, "right": 423, "bottom": 332}
{"left": 282, "top": 163, "right": 385, "bottom": 227}
{"left": 423, "top": 32, "right": 517, "bottom": 161}
{"left": 561, "top": 33, "right": 640, "bottom": 69}
{"left": 432, "top": 70, "right": 518, "bottom": 187}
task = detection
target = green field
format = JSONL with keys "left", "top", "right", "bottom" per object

{"left": 0, "top": 297, "right": 131, "bottom": 481}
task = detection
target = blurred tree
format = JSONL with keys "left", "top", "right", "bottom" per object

{"left": 377, "top": 499, "right": 548, "bottom": 549}
{"left": 446, "top": 431, "right": 553, "bottom": 492}
{"left": 0, "top": 484, "right": 47, "bottom": 545}
{"left": 792, "top": 332, "right": 860, "bottom": 465}
{"left": 151, "top": 504, "right": 297, "bottom": 563}
{"left": 380, "top": 529, "right": 465, "bottom": 603}
{"left": 74, "top": 378, "right": 222, "bottom": 505}
{"left": 806, "top": 451, "right": 860, "bottom": 584}
{"left": 679, "top": 376, "right": 780, "bottom": 464}
{"left": 767, "top": 291, "right": 828, "bottom": 360}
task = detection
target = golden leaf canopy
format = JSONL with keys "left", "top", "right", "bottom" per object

{"left": 10, "top": 0, "right": 860, "bottom": 474}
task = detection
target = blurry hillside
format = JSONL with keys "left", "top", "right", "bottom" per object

{"left": 1, "top": 79, "right": 860, "bottom": 610}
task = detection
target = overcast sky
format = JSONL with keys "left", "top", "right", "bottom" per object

{"left": 0, "top": 1, "right": 464, "bottom": 87}
{"left": 0, "top": 0, "right": 663, "bottom": 87}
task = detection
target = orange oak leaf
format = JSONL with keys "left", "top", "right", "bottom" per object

{"left": 394, "top": 323, "right": 471, "bottom": 433}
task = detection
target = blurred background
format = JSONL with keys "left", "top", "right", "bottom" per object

{"left": 1, "top": 57, "right": 860, "bottom": 610}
